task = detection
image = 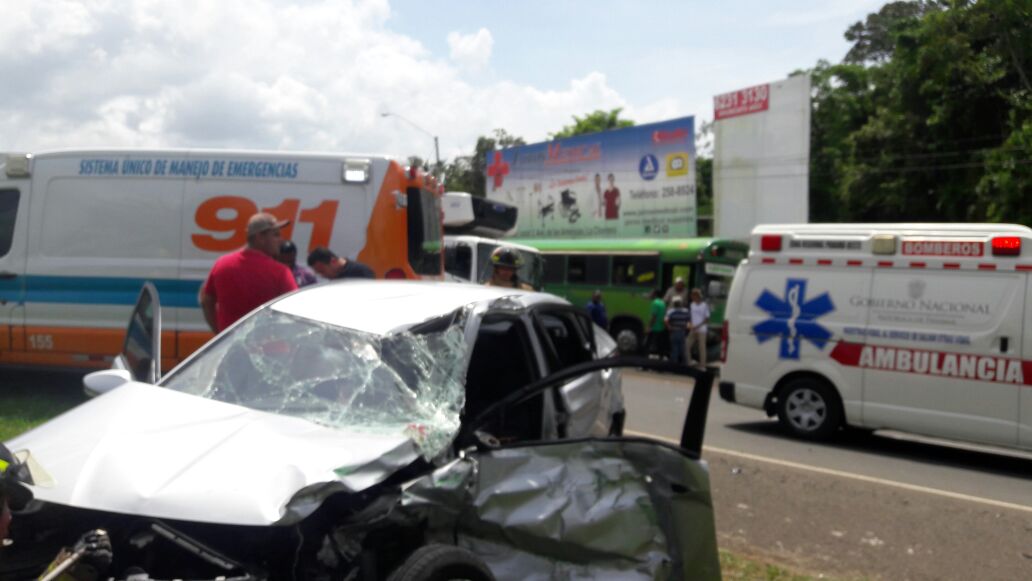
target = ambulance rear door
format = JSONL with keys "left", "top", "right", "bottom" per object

{"left": 1020, "top": 272, "right": 1032, "bottom": 450}
{"left": 861, "top": 268, "right": 1023, "bottom": 447}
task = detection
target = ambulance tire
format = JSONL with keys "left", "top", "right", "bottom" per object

{"left": 776, "top": 377, "right": 842, "bottom": 440}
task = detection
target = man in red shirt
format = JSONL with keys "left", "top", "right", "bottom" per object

{"left": 199, "top": 213, "right": 298, "bottom": 332}
{"left": 603, "top": 173, "right": 621, "bottom": 220}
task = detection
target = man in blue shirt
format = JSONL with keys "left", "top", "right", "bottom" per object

{"left": 586, "top": 290, "right": 608, "bottom": 329}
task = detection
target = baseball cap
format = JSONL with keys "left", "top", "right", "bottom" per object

{"left": 674, "top": 276, "right": 684, "bottom": 284}
{"left": 280, "top": 240, "right": 298, "bottom": 254}
{"left": 247, "top": 212, "right": 290, "bottom": 237}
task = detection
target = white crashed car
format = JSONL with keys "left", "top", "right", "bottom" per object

{"left": 3, "top": 281, "right": 720, "bottom": 581}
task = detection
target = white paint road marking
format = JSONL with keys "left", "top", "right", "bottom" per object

{"left": 624, "top": 429, "right": 1032, "bottom": 514}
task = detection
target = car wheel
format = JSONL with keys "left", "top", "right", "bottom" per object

{"left": 776, "top": 378, "right": 842, "bottom": 440}
{"left": 613, "top": 327, "right": 640, "bottom": 354}
{"left": 387, "top": 544, "right": 495, "bottom": 581}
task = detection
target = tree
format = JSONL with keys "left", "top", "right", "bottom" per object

{"left": 843, "top": 1, "right": 938, "bottom": 64}
{"left": 550, "top": 108, "right": 634, "bottom": 140}
{"left": 804, "top": 0, "right": 1031, "bottom": 225}
{"left": 442, "top": 129, "right": 525, "bottom": 197}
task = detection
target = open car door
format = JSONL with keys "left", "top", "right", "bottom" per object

{"left": 114, "top": 282, "right": 163, "bottom": 384}
{"left": 406, "top": 358, "right": 721, "bottom": 580}
{"left": 531, "top": 306, "right": 620, "bottom": 438}
{"left": 84, "top": 283, "right": 163, "bottom": 396}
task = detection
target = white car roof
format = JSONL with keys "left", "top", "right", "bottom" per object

{"left": 270, "top": 280, "right": 567, "bottom": 335}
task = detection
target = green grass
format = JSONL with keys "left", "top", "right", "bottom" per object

{"left": 720, "top": 550, "right": 869, "bottom": 581}
{"left": 0, "top": 371, "right": 87, "bottom": 441}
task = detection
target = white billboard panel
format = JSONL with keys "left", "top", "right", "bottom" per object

{"left": 714, "top": 76, "right": 811, "bottom": 239}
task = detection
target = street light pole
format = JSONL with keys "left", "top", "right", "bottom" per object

{"left": 381, "top": 112, "right": 440, "bottom": 173}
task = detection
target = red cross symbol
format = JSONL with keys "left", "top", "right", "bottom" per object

{"left": 486, "top": 151, "right": 510, "bottom": 190}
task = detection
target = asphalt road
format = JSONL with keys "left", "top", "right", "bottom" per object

{"left": 621, "top": 369, "right": 1032, "bottom": 581}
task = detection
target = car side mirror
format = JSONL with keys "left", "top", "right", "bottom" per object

{"left": 83, "top": 369, "right": 133, "bottom": 398}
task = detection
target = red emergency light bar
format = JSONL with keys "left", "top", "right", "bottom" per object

{"left": 760, "top": 235, "right": 782, "bottom": 252}
{"left": 991, "top": 237, "right": 1021, "bottom": 256}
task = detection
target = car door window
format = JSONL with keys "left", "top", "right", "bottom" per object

{"left": 122, "top": 283, "right": 161, "bottom": 383}
{"left": 537, "top": 310, "right": 594, "bottom": 372}
{"left": 465, "top": 315, "right": 542, "bottom": 442}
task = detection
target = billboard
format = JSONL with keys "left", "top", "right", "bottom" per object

{"left": 713, "top": 76, "right": 811, "bottom": 239}
{"left": 485, "top": 116, "right": 696, "bottom": 238}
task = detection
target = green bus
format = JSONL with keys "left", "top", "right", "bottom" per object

{"left": 515, "top": 237, "right": 749, "bottom": 355}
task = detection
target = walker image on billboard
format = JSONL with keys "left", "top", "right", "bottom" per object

{"left": 485, "top": 116, "right": 697, "bottom": 238}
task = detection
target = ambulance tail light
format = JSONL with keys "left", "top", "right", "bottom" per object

{"left": 991, "top": 237, "right": 1021, "bottom": 256}
{"left": 385, "top": 268, "right": 407, "bottom": 279}
{"left": 760, "top": 235, "right": 782, "bottom": 252}
{"left": 720, "top": 320, "right": 729, "bottom": 363}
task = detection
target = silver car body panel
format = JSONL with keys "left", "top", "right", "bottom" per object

{"left": 400, "top": 439, "right": 721, "bottom": 580}
{"left": 7, "top": 382, "right": 419, "bottom": 526}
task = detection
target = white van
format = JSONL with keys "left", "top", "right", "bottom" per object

{"left": 0, "top": 149, "right": 443, "bottom": 370}
{"left": 720, "top": 223, "right": 1032, "bottom": 451}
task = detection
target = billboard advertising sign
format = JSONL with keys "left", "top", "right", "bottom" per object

{"left": 714, "top": 83, "right": 770, "bottom": 120}
{"left": 713, "top": 75, "right": 811, "bottom": 240}
{"left": 486, "top": 116, "right": 696, "bottom": 238}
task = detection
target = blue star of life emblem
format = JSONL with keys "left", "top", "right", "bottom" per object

{"left": 753, "top": 279, "right": 835, "bottom": 359}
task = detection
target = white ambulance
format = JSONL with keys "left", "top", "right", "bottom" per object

{"left": 0, "top": 149, "right": 444, "bottom": 370}
{"left": 719, "top": 223, "right": 1032, "bottom": 451}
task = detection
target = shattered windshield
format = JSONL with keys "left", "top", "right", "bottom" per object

{"left": 161, "top": 309, "right": 469, "bottom": 458}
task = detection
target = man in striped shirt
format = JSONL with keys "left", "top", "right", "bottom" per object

{"left": 665, "top": 296, "right": 691, "bottom": 364}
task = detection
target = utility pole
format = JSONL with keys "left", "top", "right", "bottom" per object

{"left": 381, "top": 112, "right": 441, "bottom": 175}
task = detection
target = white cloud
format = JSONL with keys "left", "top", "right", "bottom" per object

{"left": 0, "top": 1, "right": 673, "bottom": 160}
{"left": 446, "top": 28, "right": 493, "bottom": 70}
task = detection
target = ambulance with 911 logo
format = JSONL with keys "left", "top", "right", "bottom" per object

{"left": 0, "top": 149, "right": 443, "bottom": 370}
{"left": 719, "top": 223, "right": 1032, "bottom": 451}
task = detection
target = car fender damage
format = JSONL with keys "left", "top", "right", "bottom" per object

{"left": 399, "top": 439, "right": 720, "bottom": 580}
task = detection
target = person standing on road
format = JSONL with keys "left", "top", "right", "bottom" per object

{"left": 307, "top": 247, "right": 376, "bottom": 280}
{"left": 586, "top": 290, "right": 608, "bottom": 329}
{"left": 688, "top": 288, "right": 712, "bottom": 368}
{"left": 278, "top": 240, "right": 318, "bottom": 287}
{"left": 665, "top": 296, "right": 691, "bottom": 364}
{"left": 199, "top": 213, "right": 298, "bottom": 333}
{"left": 645, "top": 288, "right": 668, "bottom": 358}
{"left": 663, "top": 276, "right": 689, "bottom": 307}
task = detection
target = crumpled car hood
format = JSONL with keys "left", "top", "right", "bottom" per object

{"left": 6, "top": 382, "right": 419, "bottom": 526}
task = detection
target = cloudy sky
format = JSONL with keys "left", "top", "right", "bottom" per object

{"left": 1, "top": 0, "right": 883, "bottom": 161}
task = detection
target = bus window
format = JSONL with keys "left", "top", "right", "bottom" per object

{"left": 407, "top": 188, "right": 443, "bottom": 276}
{"left": 543, "top": 254, "right": 565, "bottom": 284}
{"left": 612, "top": 255, "right": 659, "bottom": 287}
{"left": 568, "top": 255, "right": 607, "bottom": 285}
